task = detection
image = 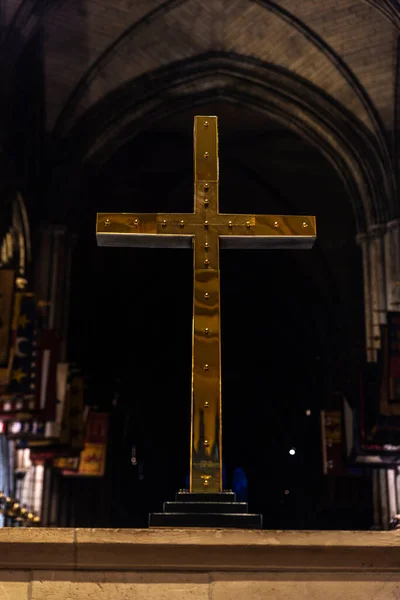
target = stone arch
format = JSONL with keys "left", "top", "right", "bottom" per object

{"left": 58, "top": 53, "right": 394, "bottom": 232}
{"left": 53, "top": 0, "right": 389, "bottom": 145}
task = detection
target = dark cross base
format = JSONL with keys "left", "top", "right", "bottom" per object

{"left": 149, "top": 490, "right": 263, "bottom": 528}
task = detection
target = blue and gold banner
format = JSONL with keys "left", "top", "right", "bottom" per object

{"left": 8, "top": 293, "right": 38, "bottom": 396}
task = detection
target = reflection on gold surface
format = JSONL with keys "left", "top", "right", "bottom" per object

{"left": 97, "top": 116, "right": 316, "bottom": 493}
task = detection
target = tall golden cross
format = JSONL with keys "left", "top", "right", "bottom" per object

{"left": 97, "top": 116, "right": 316, "bottom": 493}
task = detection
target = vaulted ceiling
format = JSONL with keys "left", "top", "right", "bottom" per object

{"left": 6, "top": 0, "right": 396, "bottom": 134}
{"left": 2, "top": 1, "right": 396, "bottom": 126}
{"left": 1, "top": 0, "right": 398, "bottom": 230}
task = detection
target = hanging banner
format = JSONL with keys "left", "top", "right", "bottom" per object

{"left": 0, "top": 294, "right": 39, "bottom": 421}
{"left": 0, "top": 322, "right": 61, "bottom": 435}
{"left": 358, "top": 321, "right": 400, "bottom": 449}
{"left": 35, "top": 329, "right": 60, "bottom": 422}
{"left": 8, "top": 293, "right": 38, "bottom": 396}
{"left": 60, "top": 412, "right": 108, "bottom": 477}
{"left": 388, "top": 312, "right": 400, "bottom": 405}
{"left": 0, "top": 292, "right": 36, "bottom": 417}
{"left": 43, "top": 362, "right": 68, "bottom": 440}
{"left": 32, "top": 366, "right": 85, "bottom": 461}
{"left": 321, "top": 409, "right": 346, "bottom": 475}
{"left": 0, "top": 270, "right": 15, "bottom": 383}
{"left": 78, "top": 443, "right": 107, "bottom": 476}
{"left": 359, "top": 360, "right": 381, "bottom": 445}
{"left": 78, "top": 412, "right": 108, "bottom": 477}
{"left": 66, "top": 371, "right": 85, "bottom": 450}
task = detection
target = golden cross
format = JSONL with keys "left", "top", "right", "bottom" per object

{"left": 97, "top": 116, "right": 316, "bottom": 493}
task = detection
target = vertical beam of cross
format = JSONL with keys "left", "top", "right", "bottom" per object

{"left": 191, "top": 117, "right": 222, "bottom": 492}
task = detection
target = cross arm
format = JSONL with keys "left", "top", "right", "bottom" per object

{"left": 218, "top": 215, "right": 316, "bottom": 249}
{"left": 96, "top": 213, "right": 195, "bottom": 248}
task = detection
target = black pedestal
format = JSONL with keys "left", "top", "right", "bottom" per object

{"left": 149, "top": 490, "right": 263, "bottom": 528}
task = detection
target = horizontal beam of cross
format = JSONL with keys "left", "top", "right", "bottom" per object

{"left": 97, "top": 213, "right": 316, "bottom": 249}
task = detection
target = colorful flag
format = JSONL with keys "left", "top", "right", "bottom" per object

{"left": 359, "top": 321, "right": 400, "bottom": 448}
{"left": 61, "top": 411, "right": 108, "bottom": 477}
{"left": 7, "top": 293, "right": 38, "bottom": 397}
{"left": 77, "top": 412, "right": 108, "bottom": 477}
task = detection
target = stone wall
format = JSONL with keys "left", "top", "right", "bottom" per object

{"left": 0, "top": 529, "right": 399, "bottom": 599}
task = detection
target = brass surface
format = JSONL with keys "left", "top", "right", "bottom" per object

{"left": 97, "top": 116, "right": 316, "bottom": 493}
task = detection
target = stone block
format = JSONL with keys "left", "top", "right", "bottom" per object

{"left": 0, "top": 529, "right": 75, "bottom": 570}
{"left": 0, "top": 571, "right": 30, "bottom": 600}
{"left": 31, "top": 571, "right": 209, "bottom": 600}
{"left": 210, "top": 572, "right": 400, "bottom": 600}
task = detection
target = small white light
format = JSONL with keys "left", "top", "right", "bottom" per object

{"left": 10, "top": 422, "right": 22, "bottom": 434}
{"left": 289, "top": 448, "right": 296, "bottom": 456}
{"left": 305, "top": 409, "right": 311, "bottom": 416}
{"left": 284, "top": 489, "right": 290, "bottom": 495}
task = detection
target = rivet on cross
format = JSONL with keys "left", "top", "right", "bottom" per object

{"left": 97, "top": 116, "right": 316, "bottom": 493}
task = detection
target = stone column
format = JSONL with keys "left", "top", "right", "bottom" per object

{"left": 379, "top": 469, "right": 390, "bottom": 530}
{"left": 387, "top": 468, "right": 397, "bottom": 523}
{"left": 385, "top": 220, "right": 400, "bottom": 311}
{"left": 358, "top": 225, "right": 393, "bottom": 529}
{"left": 357, "top": 233, "right": 374, "bottom": 361}
{"left": 369, "top": 224, "right": 387, "bottom": 354}
{"left": 357, "top": 226, "right": 387, "bottom": 362}
{"left": 384, "top": 221, "right": 400, "bottom": 521}
{"left": 372, "top": 469, "right": 380, "bottom": 528}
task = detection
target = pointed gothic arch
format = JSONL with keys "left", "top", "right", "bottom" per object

{"left": 55, "top": 53, "right": 395, "bottom": 233}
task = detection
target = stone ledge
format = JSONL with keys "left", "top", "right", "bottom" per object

{"left": 0, "top": 529, "right": 398, "bottom": 572}
{"left": 0, "top": 528, "right": 75, "bottom": 570}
